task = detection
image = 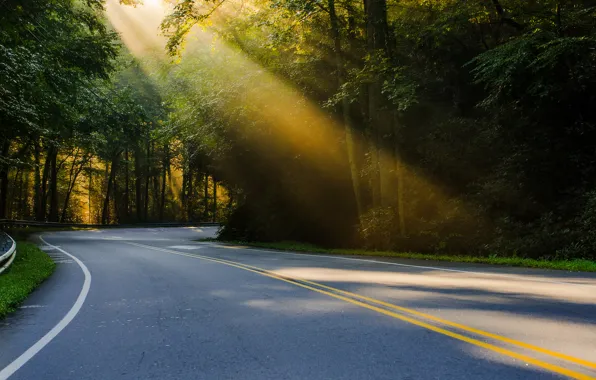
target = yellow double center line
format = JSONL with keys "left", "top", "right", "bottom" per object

{"left": 126, "top": 241, "right": 596, "bottom": 379}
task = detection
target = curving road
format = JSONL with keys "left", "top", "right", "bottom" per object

{"left": 0, "top": 228, "right": 595, "bottom": 379}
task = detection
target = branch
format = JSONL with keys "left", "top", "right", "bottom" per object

{"left": 491, "top": 0, "right": 524, "bottom": 30}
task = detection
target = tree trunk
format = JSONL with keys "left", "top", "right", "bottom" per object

{"left": 152, "top": 173, "right": 159, "bottom": 220}
{"left": 328, "top": 0, "right": 363, "bottom": 222}
{"left": 88, "top": 157, "right": 93, "bottom": 223}
{"left": 181, "top": 163, "right": 187, "bottom": 220}
{"left": 0, "top": 140, "right": 9, "bottom": 219}
{"left": 159, "top": 167, "right": 166, "bottom": 221}
{"left": 124, "top": 148, "right": 130, "bottom": 222}
{"left": 187, "top": 168, "right": 194, "bottom": 221}
{"left": 144, "top": 140, "right": 150, "bottom": 221}
{"left": 7, "top": 167, "right": 21, "bottom": 219}
{"left": 203, "top": 173, "right": 209, "bottom": 220}
{"left": 212, "top": 179, "right": 217, "bottom": 222}
{"left": 48, "top": 149, "right": 59, "bottom": 222}
{"left": 0, "top": 171, "right": 7, "bottom": 220}
{"left": 101, "top": 154, "right": 120, "bottom": 225}
{"left": 393, "top": 114, "right": 406, "bottom": 236}
{"left": 33, "top": 141, "right": 42, "bottom": 219}
{"left": 10, "top": 167, "right": 24, "bottom": 219}
{"left": 60, "top": 154, "right": 79, "bottom": 222}
{"left": 226, "top": 188, "right": 234, "bottom": 216}
{"left": 364, "top": 0, "right": 391, "bottom": 209}
{"left": 159, "top": 145, "right": 168, "bottom": 221}
{"left": 114, "top": 172, "right": 121, "bottom": 223}
{"left": 134, "top": 144, "right": 143, "bottom": 222}
{"left": 22, "top": 168, "right": 30, "bottom": 218}
{"left": 38, "top": 145, "right": 53, "bottom": 221}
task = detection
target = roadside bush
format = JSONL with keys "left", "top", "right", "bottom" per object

{"left": 558, "top": 191, "right": 596, "bottom": 260}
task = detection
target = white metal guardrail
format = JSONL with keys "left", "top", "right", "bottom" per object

{"left": 0, "top": 232, "right": 16, "bottom": 275}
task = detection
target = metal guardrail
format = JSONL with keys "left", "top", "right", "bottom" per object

{"left": 0, "top": 232, "right": 16, "bottom": 275}
{"left": 0, "top": 219, "right": 221, "bottom": 229}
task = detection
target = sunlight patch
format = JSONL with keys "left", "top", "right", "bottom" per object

{"left": 167, "top": 245, "right": 204, "bottom": 250}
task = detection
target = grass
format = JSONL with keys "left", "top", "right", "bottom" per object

{"left": 207, "top": 239, "right": 596, "bottom": 272}
{"left": 0, "top": 242, "right": 56, "bottom": 318}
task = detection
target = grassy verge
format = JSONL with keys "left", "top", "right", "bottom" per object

{"left": 208, "top": 239, "right": 596, "bottom": 272}
{"left": 0, "top": 242, "right": 56, "bottom": 318}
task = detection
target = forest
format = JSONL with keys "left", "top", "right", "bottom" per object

{"left": 1, "top": 0, "right": 596, "bottom": 260}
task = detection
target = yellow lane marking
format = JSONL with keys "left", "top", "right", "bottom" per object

{"left": 175, "top": 247, "right": 596, "bottom": 370}
{"left": 296, "top": 277, "right": 596, "bottom": 370}
{"left": 126, "top": 242, "right": 595, "bottom": 380}
{"left": 176, "top": 251, "right": 596, "bottom": 370}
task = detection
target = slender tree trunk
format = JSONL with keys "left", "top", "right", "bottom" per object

{"left": 114, "top": 172, "right": 121, "bottom": 223}
{"left": 393, "top": 114, "right": 406, "bottom": 236}
{"left": 225, "top": 188, "right": 234, "bottom": 217}
{"left": 187, "top": 168, "right": 193, "bottom": 221}
{"left": 212, "top": 179, "right": 217, "bottom": 222}
{"left": 22, "top": 168, "right": 30, "bottom": 218}
{"left": 124, "top": 148, "right": 130, "bottom": 222}
{"left": 60, "top": 156, "right": 78, "bottom": 223}
{"left": 159, "top": 167, "right": 166, "bottom": 220}
{"left": 203, "top": 173, "right": 209, "bottom": 220}
{"left": 7, "top": 167, "right": 22, "bottom": 219}
{"left": 181, "top": 162, "right": 187, "bottom": 220}
{"left": 134, "top": 145, "right": 143, "bottom": 222}
{"left": 61, "top": 160, "right": 87, "bottom": 223}
{"left": 88, "top": 157, "right": 93, "bottom": 223}
{"left": 38, "top": 145, "right": 53, "bottom": 221}
{"left": 328, "top": 0, "right": 363, "bottom": 222}
{"left": 152, "top": 171, "right": 159, "bottom": 220}
{"left": 144, "top": 140, "right": 150, "bottom": 221}
{"left": 33, "top": 142, "right": 42, "bottom": 219}
{"left": 101, "top": 161, "right": 110, "bottom": 224}
{"left": 102, "top": 153, "right": 120, "bottom": 224}
{"left": 12, "top": 168, "right": 24, "bottom": 219}
{"left": 159, "top": 145, "right": 168, "bottom": 221}
{"left": 61, "top": 184, "right": 73, "bottom": 223}
{"left": 0, "top": 170, "right": 7, "bottom": 219}
{"left": 48, "top": 149, "right": 59, "bottom": 222}
{"left": 0, "top": 140, "right": 9, "bottom": 219}
{"left": 364, "top": 0, "right": 391, "bottom": 209}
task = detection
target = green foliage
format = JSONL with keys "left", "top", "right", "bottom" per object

{"left": 216, "top": 240, "right": 596, "bottom": 272}
{"left": 0, "top": 242, "right": 56, "bottom": 318}
{"left": 359, "top": 207, "right": 396, "bottom": 250}
{"left": 154, "top": 0, "right": 596, "bottom": 259}
{"left": 5, "top": 0, "right": 596, "bottom": 261}
{"left": 558, "top": 191, "right": 596, "bottom": 259}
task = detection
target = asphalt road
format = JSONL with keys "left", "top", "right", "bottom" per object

{"left": 0, "top": 228, "right": 595, "bottom": 379}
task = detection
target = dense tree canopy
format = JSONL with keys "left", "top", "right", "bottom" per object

{"left": 2, "top": 0, "right": 596, "bottom": 260}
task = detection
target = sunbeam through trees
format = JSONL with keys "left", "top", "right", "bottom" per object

{"left": 2, "top": 0, "right": 596, "bottom": 260}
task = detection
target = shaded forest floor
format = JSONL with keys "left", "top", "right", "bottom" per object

{"left": 207, "top": 240, "right": 596, "bottom": 272}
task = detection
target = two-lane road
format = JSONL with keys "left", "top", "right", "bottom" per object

{"left": 1, "top": 228, "right": 595, "bottom": 379}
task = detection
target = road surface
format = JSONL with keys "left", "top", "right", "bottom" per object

{"left": 0, "top": 227, "right": 595, "bottom": 379}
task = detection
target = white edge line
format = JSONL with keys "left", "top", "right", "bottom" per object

{"left": 0, "top": 235, "right": 91, "bottom": 380}
{"left": 205, "top": 243, "right": 596, "bottom": 288}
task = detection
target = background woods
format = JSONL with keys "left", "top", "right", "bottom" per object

{"left": 2, "top": 0, "right": 596, "bottom": 260}
{"left": 0, "top": 0, "right": 227, "bottom": 224}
